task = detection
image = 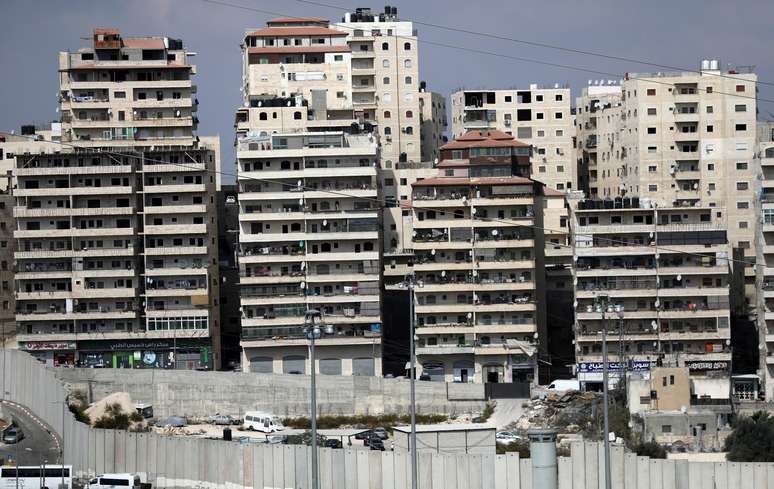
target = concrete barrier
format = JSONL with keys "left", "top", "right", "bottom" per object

{"left": 5, "top": 350, "right": 774, "bottom": 488}
{"left": 52, "top": 367, "right": 487, "bottom": 418}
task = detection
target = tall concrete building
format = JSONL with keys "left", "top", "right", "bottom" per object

{"left": 419, "top": 89, "right": 448, "bottom": 163}
{"left": 13, "top": 30, "right": 220, "bottom": 369}
{"left": 450, "top": 86, "right": 575, "bottom": 192}
{"left": 572, "top": 201, "right": 732, "bottom": 398}
{"left": 574, "top": 85, "right": 623, "bottom": 199}
{"left": 335, "top": 7, "right": 421, "bottom": 167}
{"left": 236, "top": 18, "right": 383, "bottom": 376}
{"left": 581, "top": 63, "right": 758, "bottom": 314}
{"left": 408, "top": 130, "right": 551, "bottom": 385}
{"left": 757, "top": 122, "right": 774, "bottom": 399}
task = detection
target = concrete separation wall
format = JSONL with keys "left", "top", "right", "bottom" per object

{"left": 52, "top": 367, "right": 487, "bottom": 418}
{"left": 6, "top": 350, "right": 774, "bottom": 489}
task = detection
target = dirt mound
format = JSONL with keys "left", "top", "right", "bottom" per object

{"left": 85, "top": 392, "right": 135, "bottom": 422}
{"left": 508, "top": 390, "right": 601, "bottom": 436}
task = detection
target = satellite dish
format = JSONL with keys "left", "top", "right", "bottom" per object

{"left": 491, "top": 229, "right": 499, "bottom": 236}
{"left": 441, "top": 270, "right": 446, "bottom": 277}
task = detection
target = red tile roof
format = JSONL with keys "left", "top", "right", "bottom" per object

{"left": 542, "top": 186, "right": 566, "bottom": 196}
{"left": 247, "top": 27, "right": 348, "bottom": 38}
{"left": 122, "top": 38, "right": 166, "bottom": 49}
{"left": 94, "top": 28, "right": 120, "bottom": 36}
{"left": 267, "top": 17, "right": 329, "bottom": 24}
{"left": 248, "top": 46, "right": 351, "bottom": 55}
{"left": 412, "top": 176, "right": 533, "bottom": 187}
{"left": 441, "top": 130, "right": 530, "bottom": 150}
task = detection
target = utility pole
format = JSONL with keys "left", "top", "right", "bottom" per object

{"left": 304, "top": 309, "right": 330, "bottom": 489}
{"left": 408, "top": 278, "right": 418, "bottom": 489}
{"left": 596, "top": 293, "right": 612, "bottom": 489}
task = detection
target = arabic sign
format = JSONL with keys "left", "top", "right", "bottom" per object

{"left": 685, "top": 361, "right": 729, "bottom": 371}
{"left": 77, "top": 338, "right": 208, "bottom": 351}
{"left": 20, "top": 341, "right": 76, "bottom": 351}
{"left": 578, "top": 361, "right": 651, "bottom": 373}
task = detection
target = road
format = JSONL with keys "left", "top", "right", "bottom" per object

{"left": 489, "top": 398, "right": 526, "bottom": 430}
{"left": 0, "top": 402, "right": 61, "bottom": 466}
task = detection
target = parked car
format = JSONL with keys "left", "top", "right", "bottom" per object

{"left": 371, "top": 427, "right": 389, "bottom": 440}
{"left": 324, "top": 439, "right": 342, "bottom": 449}
{"left": 155, "top": 416, "right": 186, "bottom": 428}
{"left": 206, "top": 414, "right": 235, "bottom": 425}
{"left": 418, "top": 373, "right": 431, "bottom": 381}
{"left": 369, "top": 438, "right": 385, "bottom": 451}
{"left": 3, "top": 428, "right": 24, "bottom": 444}
{"left": 496, "top": 431, "right": 522, "bottom": 444}
{"left": 354, "top": 429, "right": 372, "bottom": 440}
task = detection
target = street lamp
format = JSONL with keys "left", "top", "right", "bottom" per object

{"left": 594, "top": 294, "right": 622, "bottom": 489}
{"left": 304, "top": 309, "right": 332, "bottom": 489}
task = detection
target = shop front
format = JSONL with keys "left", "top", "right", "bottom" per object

{"left": 578, "top": 361, "right": 652, "bottom": 391}
{"left": 19, "top": 341, "right": 77, "bottom": 367}
{"left": 76, "top": 338, "right": 212, "bottom": 370}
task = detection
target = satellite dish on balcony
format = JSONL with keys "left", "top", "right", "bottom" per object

{"left": 300, "top": 281, "right": 306, "bottom": 288}
{"left": 322, "top": 220, "right": 327, "bottom": 226}
{"left": 466, "top": 312, "right": 472, "bottom": 319}
{"left": 431, "top": 249, "right": 436, "bottom": 255}
{"left": 491, "top": 229, "right": 498, "bottom": 236}
{"left": 471, "top": 207, "right": 477, "bottom": 215}
{"left": 676, "top": 274, "right": 682, "bottom": 281}
{"left": 441, "top": 270, "right": 446, "bottom": 277}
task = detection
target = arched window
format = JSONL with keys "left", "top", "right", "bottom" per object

{"left": 259, "top": 112, "right": 268, "bottom": 121}
{"left": 405, "top": 110, "right": 413, "bottom": 118}
{"left": 404, "top": 59, "right": 412, "bottom": 68}
{"left": 403, "top": 42, "right": 411, "bottom": 51}
{"left": 293, "top": 111, "right": 302, "bottom": 120}
{"left": 404, "top": 76, "right": 412, "bottom": 85}
{"left": 383, "top": 77, "right": 390, "bottom": 85}
{"left": 382, "top": 59, "right": 390, "bottom": 68}
{"left": 384, "top": 127, "right": 392, "bottom": 135}
{"left": 381, "top": 42, "right": 389, "bottom": 51}
{"left": 383, "top": 110, "right": 391, "bottom": 119}
{"left": 405, "top": 126, "right": 413, "bottom": 135}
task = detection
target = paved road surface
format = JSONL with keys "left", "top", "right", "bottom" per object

{"left": 489, "top": 398, "right": 526, "bottom": 430}
{"left": 0, "top": 402, "right": 61, "bottom": 466}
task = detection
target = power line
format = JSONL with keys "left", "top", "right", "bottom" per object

{"left": 193, "top": 0, "right": 769, "bottom": 105}
{"left": 0, "top": 130, "right": 762, "bottom": 270}
{"left": 297, "top": 0, "right": 774, "bottom": 88}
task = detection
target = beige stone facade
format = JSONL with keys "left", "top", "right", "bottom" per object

{"left": 451, "top": 87, "right": 575, "bottom": 192}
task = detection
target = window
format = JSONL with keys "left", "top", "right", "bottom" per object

{"left": 737, "top": 202, "right": 749, "bottom": 209}
{"left": 554, "top": 111, "right": 563, "bottom": 120}
{"left": 708, "top": 183, "right": 716, "bottom": 191}
{"left": 384, "top": 127, "right": 392, "bottom": 135}
{"left": 336, "top": 73, "right": 343, "bottom": 81}
{"left": 737, "top": 182, "right": 749, "bottom": 191}
{"left": 706, "top": 105, "right": 714, "bottom": 114}
{"left": 336, "top": 91, "right": 345, "bottom": 99}
{"left": 404, "top": 59, "right": 412, "bottom": 68}
{"left": 648, "top": 146, "right": 657, "bottom": 153}
{"left": 536, "top": 112, "right": 544, "bottom": 120}
{"left": 382, "top": 59, "right": 389, "bottom": 68}
{"left": 648, "top": 184, "right": 658, "bottom": 192}
{"left": 707, "top": 163, "right": 715, "bottom": 171}
{"left": 646, "top": 88, "right": 656, "bottom": 96}
{"left": 400, "top": 178, "right": 407, "bottom": 185}
{"left": 405, "top": 127, "right": 413, "bottom": 135}
{"left": 382, "top": 77, "right": 390, "bottom": 85}
{"left": 405, "top": 110, "right": 413, "bottom": 118}
{"left": 334, "top": 54, "right": 343, "bottom": 61}
{"left": 739, "top": 221, "right": 748, "bottom": 229}
{"left": 736, "top": 124, "right": 747, "bottom": 131}
{"left": 736, "top": 84, "right": 746, "bottom": 92}
{"left": 555, "top": 129, "right": 563, "bottom": 137}
{"left": 647, "top": 127, "right": 656, "bottom": 134}
{"left": 293, "top": 111, "right": 302, "bottom": 120}
{"left": 259, "top": 112, "right": 267, "bottom": 121}
{"left": 403, "top": 42, "right": 411, "bottom": 50}
{"left": 383, "top": 110, "right": 391, "bottom": 119}
{"left": 382, "top": 42, "right": 389, "bottom": 50}
{"left": 736, "top": 162, "right": 748, "bottom": 170}
{"left": 707, "top": 125, "right": 713, "bottom": 133}
{"left": 555, "top": 94, "right": 563, "bottom": 101}
{"left": 504, "top": 95, "right": 512, "bottom": 102}
{"left": 735, "top": 104, "right": 747, "bottom": 112}
{"left": 384, "top": 178, "right": 394, "bottom": 186}
{"left": 557, "top": 165, "right": 564, "bottom": 173}
{"left": 662, "top": 425, "right": 672, "bottom": 434}
{"left": 404, "top": 76, "right": 412, "bottom": 85}
{"left": 648, "top": 165, "right": 657, "bottom": 172}
{"left": 706, "top": 86, "right": 713, "bottom": 93}
{"left": 647, "top": 107, "right": 657, "bottom": 115}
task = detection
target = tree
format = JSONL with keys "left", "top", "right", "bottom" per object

{"left": 725, "top": 411, "right": 774, "bottom": 462}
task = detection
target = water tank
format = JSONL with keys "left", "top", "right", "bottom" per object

{"left": 710, "top": 59, "right": 719, "bottom": 70}
{"left": 344, "top": 12, "right": 351, "bottom": 22}
{"left": 21, "top": 125, "right": 36, "bottom": 135}
{"left": 385, "top": 5, "right": 391, "bottom": 14}
{"left": 392, "top": 6, "right": 397, "bottom": 15}
{"left": 701, "top": 59, "right": 710, "bottom": 70}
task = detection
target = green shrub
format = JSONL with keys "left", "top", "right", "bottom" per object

{"left": 282, "top": 413, "right": 448, "bottom": 430}
{"left": 129, "top": 412, "right": 143, "bottom": 423}
{"left": 93, "top": 403, "right": 130, "bottom": 430}
{"left": 479, "top": 403, "right": 495, "bottom": 423}
{"left": 725, "top": 411, "right": 774, "bottom": 462}
{"left": 496, "top": 441, "right": 530, "bottom": 457}
{"left": 631, "top": 441, "right": 667, "bottom": 459}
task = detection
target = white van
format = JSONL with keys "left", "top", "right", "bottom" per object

{"left": 546, "top": 379, "right": 581, "bottom": 391}
{"left": 244, "top": 411, "right": 284, "bottom": 433}
{"left": 85, "top": 474, "right": 142, "bottom": 489}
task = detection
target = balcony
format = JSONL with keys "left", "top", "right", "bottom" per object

{"left": 143, "top": 204, "right": 207, "bottom": 215}
{"left": 143, "top": 224, "right": 207, "bottom": 235}
{"left": 14, "top": 185, "right": 133, "bottom": 197}
{"left": 416, "top": 344, "right": 474, "bottom": 355}
{"left": 141, "top": 184, "right": 205, "bottom": 194}
{"left": 143, "top": 246, "right": 208, "bottom": 256}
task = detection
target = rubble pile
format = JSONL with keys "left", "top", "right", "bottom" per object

{"left": 509, "top": 390, "right": 601, "bottom": 436}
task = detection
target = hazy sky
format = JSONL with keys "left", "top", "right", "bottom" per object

{"left": 2, "top": 0, "right": 774, "bottom": 181}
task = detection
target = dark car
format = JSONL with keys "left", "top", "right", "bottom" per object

{"left": 324, "top": 439, "right": 342, "bottom": 449}
{"left": 369, "top": 438, "right": 385, "bottom": 451}
{"left": 419, "top": 373, "right": 431, "bottom": 381}
{"left": 354, "top": 429, "right": 372, "bottom": 440}
{"left": 3, "top": 428, "right": 24, "bottom": 444}
{"left": 371, "top": 427, "right": 389, "bottom": 440}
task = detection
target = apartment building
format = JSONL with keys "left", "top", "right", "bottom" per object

{"left": 13, "top": 30, "right": 220, "bottom": 369}
{"left": 593, "top": 63, "right": 759, "bottom": 312}
{"left": 236, "top": 132, "right": 382, "bottom": 376}
{"left": 574, "top": 85, "right": 623, "bottom": 198}
{"left": 419, "top": 89, "right": 448, "bottom": 163}
{"left": 236, "top": 18, "right": 383, "bottom": 375}
{"left": 757, "top": 122, "right": 774, "bottom": 399}
{"left": 450, "top": 87, "right": 575, "bottom": 192}
{"left": 335, "top": 7, "right": 421, "bottom": 166}
{"left": 572, "top": 200, "right": 732, "bottom": 398}
{"left": 407, "top": 129, "right": 550, "bottom": 385}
